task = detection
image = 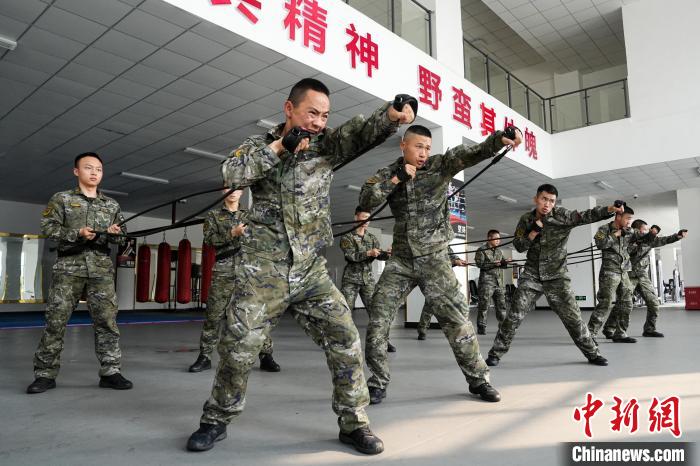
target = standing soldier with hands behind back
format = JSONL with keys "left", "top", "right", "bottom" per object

{"left": 27, "top": 152, "right": 133, "bottom": 394}
{"left": 474, "top": 229, "right": 509, "bottom": 335}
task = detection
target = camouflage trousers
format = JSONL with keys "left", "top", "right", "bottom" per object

{"left": 366, "top": 251, "right": 489, "bottom": 390}
{"left": 201, "top": 252, "right": 369, "bottom": 434}
{"left": 606, "top": 274, "right": 660, "bottom": 334}
{"left": 417, "top": 303, "right": 436, "bottom": 333}
{"left": 340, "top": 280, "right": 375, "bottom": 314}
{"left": 199, "top": 272, "right": 272, "bottom": 358}
{"left": 588, "top": 271, "right": 632, "bottom": 338}
{"left": 33, "top": 272, "right": 121, "bottom": 379}
{"left": 488, "top": 276, "right": 600, "bottom": 361}
{"left": 476, "top": 277, "right": 507, "bottom": 329}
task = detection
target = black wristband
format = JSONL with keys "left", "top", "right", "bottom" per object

{"left": 530, "top": 222, "right": 543, "bottom": 233}
{"left": 281, "top": 126, "right": 312, "bottom": 153}
{"left": 503, "top": 125, "right": 520, "bottom": 140}
{"left": 392, "top": 94, "right": 418, "bottom": 117}
{"left": 651, "top": 225, "right": 661, "bottom": 233}
{"left": 678, "top": 229, "right": 688, "bottom": 237}
{"left": 614, "top": 200, "right": 625, "bottom": 208}
{"left": 395, "top": 164, "right": 411, "bottom": 182}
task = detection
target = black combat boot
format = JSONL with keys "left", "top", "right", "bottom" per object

{"left": 368, "top": 387, "right": 386, "bottom": 405}
{"left": 99, "top": 373, "right": 133, "bottom": 390}
{"left": 642, "top": 330, "right": 664, "bottom": 337}
{"left": 26, "top": 377, "right": 56, "bottom": 394}
{"left": 259, "top": 353, "right": 281, "bottom": 372}
{"left": 485, "top": 355, "right": 499, "bottom": 366}
{"left": 588, "top": 355, "right": 609, "bottom": 366}
{"left": 339, "top": 426, "right": 384, "bottom": 454}
{"left": 477, "top": 325, "right": 486, "bottom": 335}
{"left": 189, "top": 354, "right": 211, "bottom": 373}
{"left": 612, "top": 335, "right": 637, "bottom": 343}
{"left": 186, "top": 423, "right": 227, "bottom": 451}
{"left": 469, "top": 382, "right": 501, "bottom": 402}
{"left": 417, "top": 331, "right": 426, "bottom": 340}
{"left": 387, "top": 341, "right": 396, "bottom": 353}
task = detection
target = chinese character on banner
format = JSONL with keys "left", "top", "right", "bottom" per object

{"left": 418, "top": 65, "right": 442, "bottom": 110}
{"left": 451, "top": 87, "right": 472, "bottom": 128}
{"left": 346, "top": 24, "right": 379, "bottom": 77}
{"left": 649, "top": 396, "right": 681, "bottom": 437}
{"left": 573, "top": 392, "right": 604, "bottom": 438}
{"left": 480, "top": 102, "right": 496, "bottom": 136}
{"left": 284, "top": 0, "right": 328, "bottom": 53}
{"left": 524, "top": 127, "right": 538, "bottom": 159}
{"left": 503, "top": 117, "right": 514, "bottom": 129}
{"left": 610, "top": 396, "right": 639, "bottom": 434}
{"left": 211, "top": 0, "right": 262, "bottom": 24}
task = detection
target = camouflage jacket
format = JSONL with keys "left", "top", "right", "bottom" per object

{"left": 203, "top": 206, "right": 246, "bottom": 274}
{"left": 594, "top": 222, "right": 654, "bottom": 274}
{"left": 359, "top": 131, "right": 506, "bottom": 258}
{"left": 41, "top": 187, "right": 125, "bottom": 278}
{"left": 474, "top": 243, "right": 505, "bottom": 286}
{"left": 222, "top": 103, "right": 398, "bottom": 263}
{"left": 339, "top": 230, "right": 381, "bottom": 285}
{"left": 628, "top": 233, "right": 680, "bottom": 278}
{"left": 514, "top": 205, "right": 613, "bottom": 282}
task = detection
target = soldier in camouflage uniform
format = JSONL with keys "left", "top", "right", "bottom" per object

{"left": 360, "top": 124, "right": 523, "bottom": 405}
{"left": 474, "top": 230, "right": 509, "bottom": 335}
{"left": 188, "top": 188, "right": 280, "bottom": 373}
{"left": 187, "top": 79, "right": 416, "bottom": 455}
{"left": 587, "top": 205, "right": 652, "bottom": 343}
{"left": 597, "top": 219, "right": 687, "bottom": 339}
{"left": 416, "top": 246, "right": 467, "bottom": 340}
{"left": 27, "top": 152, "right": 133, "bottom": 394}
{"left": 339, "top": 206, "right": 395, "bottom": 352}
{"left": 486, "top": 184, "right": 619, "bottom": 367}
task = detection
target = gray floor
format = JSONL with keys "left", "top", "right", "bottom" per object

{"left": 1, "top": 305, "right": 698, "bottom": 466}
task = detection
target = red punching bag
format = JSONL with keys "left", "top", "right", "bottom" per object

{"left": 176, "top": 238, "right": 192, "bottom": 304}
{"left": 154, "top": 242, "right": 171, "bottom": 304}
{"left": 200, "top": 244, "right": 216, "bottom": 303}
{"left": 136, "top": 244, "right": 151, "bottom": 302}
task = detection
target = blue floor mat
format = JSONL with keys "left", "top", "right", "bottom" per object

{"left": 0, "top": 311, "right": 205, "bottom": 329}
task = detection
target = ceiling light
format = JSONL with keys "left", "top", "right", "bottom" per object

{"left": 100, "top": 189, "right": 128, "bottom": 197}
{"left": 0, "top": 36, "right": 17, "bottom": 51}
{"left": 256, "top": 119, "right": 277, "bottom": 130}
{"left": 496, "top": 194, "right": 517, "bottom": 204}
{"left": 184, "top": 147, "right": 227, "bottom": 161}
{"left": 120, "top": 172, "right": 169, "bottom": 184}
{"left": 346, "top": 184, "right": 361, "bottom": 192}
{"left": 595, "top": 180, "right": 614, "bottom": 190}
{"left": 466, "top": 225, "right": 475, "bottom": 230}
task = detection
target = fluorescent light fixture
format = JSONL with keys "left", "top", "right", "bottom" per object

{"left": 184, "top": 147, "right": 227, "bottom": 161}
{"left": 0, "top": 36, "right": 17, "bottom": 51}
{"left": 346, "top": 184, "right": 361, "bottom": 192}
{"left": 496, "top": 194, "right": 517, "bottom": 204}
{"left": 120, "top": 172, "right": 169, "bottom": 184}
{"left": 595, "top": 180, "right": 614, "bottom": 190}
{"left": 256, "top": 119, "right": 277, "bottom": 130}
{"left": 466, "top": 225, "right": 475, "bottom": 230}
{"left": 100, "top": 189, "right": 128, "bottom": 197}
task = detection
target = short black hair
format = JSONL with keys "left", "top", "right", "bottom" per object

{"left": 536, "top": 183, "right": 558, "bottom": 197}
{"left": 631, "top": 219, "right": 647, "bottom": 229}
{"left": 404, "top": 125, "right": 432, "bottom": 139}
{"left": 74, "top": 152, "right": 102, "bottom": 167}
{"left": 619, "top": 205, "right": 635, "bottom": 216}
{"left": 355, "top": 206, "right": 370, "bottom": 215}
{"left": 287, "top": 78, "right": 330, "bottom": 106}
{"left": 487, "top": 229, "right": 500, "bottom": 238}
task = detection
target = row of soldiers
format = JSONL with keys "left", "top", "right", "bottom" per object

{"left": 23, "top": 78, "right": 687, "bottom": 457}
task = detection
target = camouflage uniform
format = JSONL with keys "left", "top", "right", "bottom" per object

{"left": 200, "top": 103, "right": 399, "bottom": 433}
{"left": 474, "top": 243, "right": 507, "bottom": 330}
{"left": 33, "top": 188, "right": 126, "bottom": 379}
{"left": 198, "top": 206, "right": 273, "bottom": 358}
{"left": 360, "top": 132, "right": 508, "bottom": 391}
{"left": 604, "top": 232, "right": 680, "bottom": 335}
{"left": 339, "top": 230, "right": 381, "bottom": 312}
{"left": 587, "top": 223, "right": 652, "bottom": 338}
{"left": 417, "top": 247, "right": 462, "bottom": 333}
{"left": 488, "top": 206, "right": 613, "bottom": 362}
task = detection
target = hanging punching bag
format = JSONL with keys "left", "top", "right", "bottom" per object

{"left": 136, "top": 244, "right": 151, "bottom": 302}
{"left": 200, "top": 244, "right": 216, "bottom": 303}
{"left": 176, "top": 238, "right": 192, "bottom": 304}
{"left": 154, "top": 241, "right": 171, "bottom": 303}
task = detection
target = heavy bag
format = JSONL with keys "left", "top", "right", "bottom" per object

{"left": 200, "top": 244, "right": 216, "bottom": 303}
{"left": 136, "top": 244, "right": 151, "bottom": 302}
{"left": 154, "top": 242, "right": 171, "bottom": 303}
{"left": 176, "top": 238, "right": 192, "bottom": 304}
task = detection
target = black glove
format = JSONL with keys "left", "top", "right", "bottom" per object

{"left": 376, "top": 251, "right": 390, "bottom": 261}
{"left": 678, "top": 229, "right": 688, "bottom": 237}
{"left": 650, "top": 225, "right": 661, "bottom": 234}
{"left": 503, "top": 125, "right": 521, "bottom": 141}
{"left": 395, "top": 163, "right": 412, "bottom": 183}
{"left": 529, "top": 222, "right": 543, "bottom": 233}
{"left": 499, "top": 261, "right": 509, "bottom": 269}
{"left": 392, "top": 94, "right": 418, "bottom": 118}
{"left": 281, "top": 126, "right": 312, "bottom": 153}
{"left": 613, "top": 200, "right": 626, "bottom": 208}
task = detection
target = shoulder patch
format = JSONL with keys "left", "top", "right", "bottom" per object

{"left": 594, "top": 231, "right": 605, "bottom": 240}
{"left": 515, "top": 227, "right": 525, "bottom": 238}
{"left": 233, "top": 148, "right": 244, "bottom": 158}
{"left": 42, "top": 207, "right": 53, "bottom": 217}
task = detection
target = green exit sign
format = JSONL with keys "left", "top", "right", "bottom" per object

{"left": 575, "top": 296, "right": 587, "bottom": 301}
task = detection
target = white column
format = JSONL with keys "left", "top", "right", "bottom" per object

{"left": 432, "top": 0, "right": 464, "bottom": 75}
{"left": 677, "top": 188, "right": 700, "bottom": 287}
